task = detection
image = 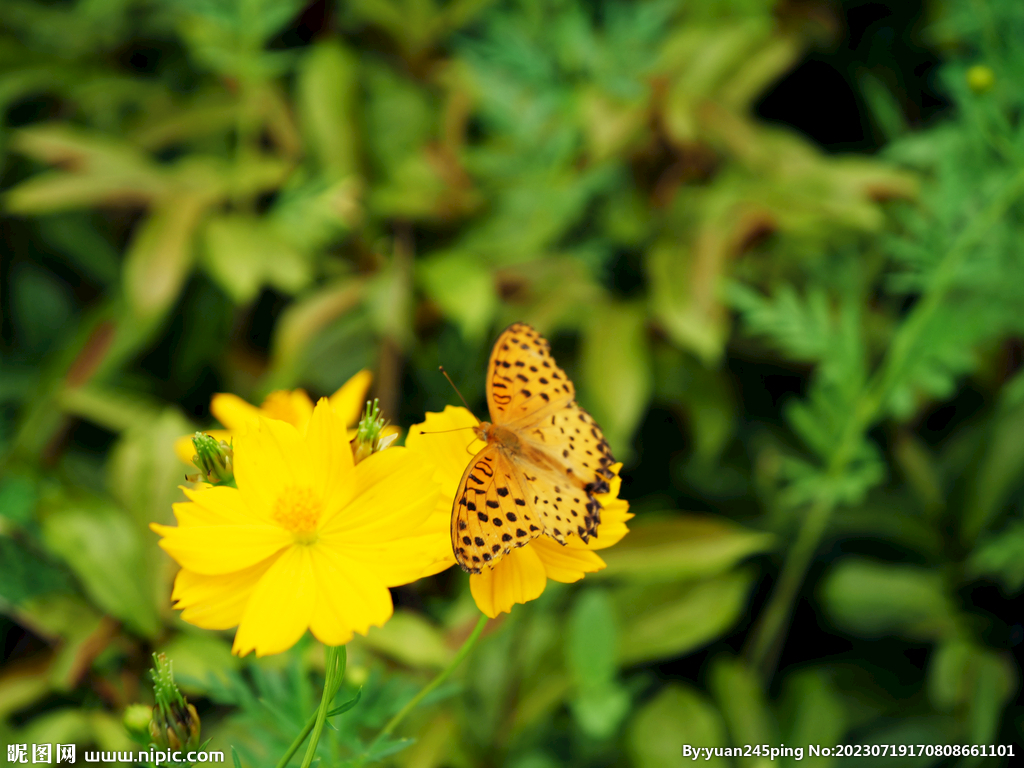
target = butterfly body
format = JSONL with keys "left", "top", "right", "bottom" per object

{"left": 452, "top": 323, "right": 616, "bottom": 574}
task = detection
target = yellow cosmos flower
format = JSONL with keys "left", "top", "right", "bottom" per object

{"left": 153, "top": 399, "right": 449, "bottom": 656}
{"left": 406, "top": 406, "right": 632, "bottom": 618}
{"left": 173, "top": 369, "right": 374, "bottom": 465}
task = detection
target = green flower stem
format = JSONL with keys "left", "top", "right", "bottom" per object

{"left": 276, "top": 645, "right": 345, "bottom": 768}
{"left": 359, "top": 614, "right": 488, "bottom": 763}
{"left": 745, "top": 166, "right": 1024, "bottom": 683}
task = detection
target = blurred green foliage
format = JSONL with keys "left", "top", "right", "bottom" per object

{"left": 2, "top": 0, "right": 1024, "bottom": 766}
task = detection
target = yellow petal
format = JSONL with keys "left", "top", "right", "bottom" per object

{"left": 152, "top": 523, "right": 289, "bottom": 575}
{"left": 320, "top": 447, "right": 438, "bottom": 537}
{"left": 532, "top": 537, "right": 606, "bottom": 583}
{"left": 307, "top": 544, "right": 393, "bottom": 645}
{"left": 328, "top": 369, "right": 374, "bottom": 427}
{"left": 339, "top": 533, "right": 455, "bottom": 587}
{"left": 210, "top": 393, "right": 262, "bottom": 431}
{"left": 174, "top": 485, "right": 263, "bottom": 527}
{"left": 173, "top": 435, "right": 197, "bottom": 465}
{"left": 587, "top": 464, "right": 633, "bottom": 551}
{"left": 587, "top": 498, "right": 633, "bottom": 551}
{"left": 406, "top": 407, "right": 484, "bottom": 500}
{"left": 171, "top": 558, "right": 277, "bottom": 630}
{"left": 233, "top": 545, "right": 317, "bottom": 656}
{"left": 469, "top": 544, "right": 547, "bottom": 618}
{"left": 259, "top": 389, "right": 315, "bottom": 432}
{"left": 304, "top": 399, "right": 356, "bottom": 519}
{"left": 233, "top": 417, "right": 313, "bottom": 515}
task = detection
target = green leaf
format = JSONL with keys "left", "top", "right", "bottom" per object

{"left": 708, "top": 655, "right": 776, "bottom": 746}
{"left": 269, "top": 176, "right": 361, "bottom": 253}
{"left": 123, "top": 193, "right": 208, "bottom": 322}
{"left": 570, "top": 684, "right": 630, "bottom": 740}
{"left": 614, "top": 569, "right": 755, "bottom": 665}
{"left": 15, "top": 594, "right": 106, "bottom": 691}
{"left": 566, "top": 589, "right": 628, "bottom": 738}
{"left": 778, "top": 668, "right": 846, "bottom": 760}
{"left": 14, "top": 709, "right": 134, "bottom": 752}
{"left": 0, "top": 537, "right": 72, "bottom": 605}
{"left": 627, "top": 684, "right": 727, "bottom": 768}
{"left": 156, "top": 633, "right": 239, "bottom": 696}
{"left": 647, "top": 240, "right": 725, "bottom": 364}
{"left": 363, "top": 736, "right": 413, "bottom": 762}
{"left": 11, "top": 263, "right": 76, "bottom": 355}
{"left": 59, "top": 384, "right": 161, "bottom": 434}
{"left": 967, "top": 647, "right": 1014, "bottom": 745}
{"left": 106, "top": 408, "right": 193, "bottom": 528}
{"left": 297, "top": 41, "right": 359, "bottom": 180}
{"left": 5, "top": 125, "right": 168, "bottom": 212}
{"left": 858, "top": 71, "right": 908, "bottom": 142}
{"left": 821, "top": 558, "right": 956, "bottom": 641}
{"left": 358, "top": 610, "right": 452, "bottom": 670}
{"left": 962, "top": 393, "right": 1024, "bottom": 541}
{"left": 653, "top": 346, "right": 736, "bottom": 465}
{"left": 34, "top": 212, "right": 120, "bottom": 286}
{"left": 40, "top": 493, "right": 160, "bottom": 637}
{"left": 566, "top": 590, "right": 616, "bottom": 685}
{"left": 967, "top": 520, "right": 1024, "bottom": 593}
{"left": 927, "top": 639, "right": 1015, "bottom": 745}
{"left": 327, "top": 689, "right": 362, "bottom": 717}
{"left": 581, "top": 300, "right": 651, "bottom": 455}
{"left": 0, "top": 473, "right": 38, "bottom": 528}
{"left": 418, "top": 252, "right": 497, "bottom": 343}
{"left": 597, "top": 516, "right": 774, "bottom": 584}
{"left": 727, "top": 282, "right": 834, "bottom": 364}
{"left": 202, "top": 213, "right": 312, "bottom": 303}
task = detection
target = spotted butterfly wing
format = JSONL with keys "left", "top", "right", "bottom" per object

{"left": 452, "top": 323, "right": 617, "bottom": 572}
{"left": 487, "top": 323, "right": 615, "bottom": 539}
{"left": 451, "top": 446, "right": 542, "bottom": 574}
{"left": 509, "top": 400, "right": 615, "bottom": 543}
{"left": 486, "top": 323, "right": 574, "bottom": 425}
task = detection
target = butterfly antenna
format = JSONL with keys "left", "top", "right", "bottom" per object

{"left": 439, "top": 366, "right": 475, "bottom": 414}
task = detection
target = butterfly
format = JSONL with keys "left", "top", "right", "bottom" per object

{"left": 452, "top": 323, "right": 616, "bottom": 574}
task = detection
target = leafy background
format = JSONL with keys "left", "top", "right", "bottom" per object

{"left": 2, "top": 0, "right": 1023, "bottom": 765}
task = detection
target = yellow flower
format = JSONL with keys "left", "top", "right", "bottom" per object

{"left": 153, "top": 399, "right": 448, "bottom": 656}
{"left": 173, "top": 370, "right": 374, "bottom": 465}
{"left": 406, "top": 406, "right": 632, "bottom": 618}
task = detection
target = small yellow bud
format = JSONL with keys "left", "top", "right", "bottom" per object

{"left": 966, "top": 64, "right": 995, "bottom": 94}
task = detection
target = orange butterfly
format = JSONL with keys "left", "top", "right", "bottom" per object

{"left": 452, "top": 323, "right": 616, "bottom": 573}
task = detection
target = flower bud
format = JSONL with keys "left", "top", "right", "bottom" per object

{"left": 148, "top": 653, "right": 201, "bottom": 752}
{"left": 353, "top": 399, "right": 396, "bottom": 463}
{"left": 191, "top": 432, "right": 234, "bottom": 485}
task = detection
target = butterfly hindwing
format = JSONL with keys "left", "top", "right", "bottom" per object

{"left": 486, "top": 323, "right": 575, "bottom": 426}
{"left": 516, "top": 400, "right": 616, "bottom": 541}
{"left": 452, "top": 445, "right": 542, "bottom": 574}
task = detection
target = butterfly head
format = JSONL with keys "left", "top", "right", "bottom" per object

{"left": 475, "top": 422, "right": 525, "bottom": 455}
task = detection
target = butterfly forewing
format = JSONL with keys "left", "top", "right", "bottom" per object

{"left": 486, "top": 323, "right": 575, "bottom": 425}
{"left": 451, "top": 445, "right": 542, "bottom": 573}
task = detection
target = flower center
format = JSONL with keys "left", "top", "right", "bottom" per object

{"left": 272, "top": 486, "right": 322, "bottom": 544}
